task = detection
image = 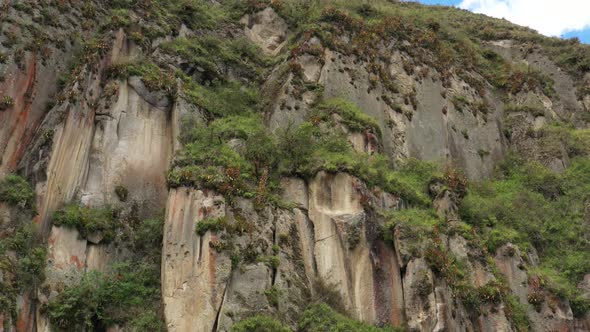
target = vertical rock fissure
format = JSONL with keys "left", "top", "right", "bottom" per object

{"left": 197, "top": 234, "right": 204, "bottom": 264}
{"left": 212, "top": 278, "right": 230, "bottom": 332}
{"left": 271, "top": 213, "right": 278, "bottom": 286}
{"left": 304, "top": 209, "right": 319, "bottom": 276}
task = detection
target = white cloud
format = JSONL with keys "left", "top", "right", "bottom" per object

{"left": 459, "top": 0, "right": 590, "bottom": 37}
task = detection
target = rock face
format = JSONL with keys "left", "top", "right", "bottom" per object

{"left": 4, "top": 30, "right": 176, "bottom": 330}
{"left": 241, "top": 7, "right": 289, "bottom": 56}
{"left": 162, "top": 188, "right": 230, "bottom": 332}
{"left": 2, "top": 3, "right": 590, "bottom": 332}
{"left": 31, "top": 31, "right": 173, "bottom": 234}
{"left": 160, "top": 173, "right": 405, "bottom": 331}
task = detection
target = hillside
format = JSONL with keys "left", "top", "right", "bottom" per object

{"left": 1, "top": 0, "right": 590, "bottom": 331}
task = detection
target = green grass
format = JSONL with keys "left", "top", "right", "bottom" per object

{"left": 107, "top": 60, "right": 176, "bottom": 96}
{"left": 180, "top": 76, "right": 260, "bottom": 118}
{"left": 312, "top": 98, "right": 382, "bottom": 137}
{"left": 504, "top": 104, "right": 545, "bottom": 117}
{"left": 381, "top": 208, "right": 442, "bottom": 245}
{"left": 161, "top": 36, "right": 271, "bottom": 82}
{"left": 460, "top": 155, "right": 590, "bottom": 313}
{"left": 170, "top": 90, "right": 442, "bottom": 207}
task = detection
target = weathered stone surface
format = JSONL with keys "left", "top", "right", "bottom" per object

{"left": 162, "top": 188, "right": 231, "bottom": 332}
{"left": 78, "top": 79, "right": 173, "bottom": 216}
{"left": 280, "top": 177, "right": 308, "bottom": 209}
{"left": 241, "top": 8, "right": 288, "bottom": 56}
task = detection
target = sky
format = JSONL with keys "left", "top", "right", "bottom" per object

{"left": 413, "top": 0, "right": 590, "bottom": 44}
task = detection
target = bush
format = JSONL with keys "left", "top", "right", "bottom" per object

{"left": 52, "top": 204, "right": 118, "bottom": 242}
{"left": 195, "top": 217, "right": 227, "bottom": 236}
{"left": 0, "top": 175, "right": 36, "bottom": 210}
{"left": 460, "top": 155, "right": 590, "bottom": 314}
{"left": 231, "top": 315, "right": 291, "bottom": 332}
{"left": 114, "top": 185, "right": 129, "bottom": 202}
{"left": 381, "top": 208, "right": 442, "bottom": 245}
{"left": 298, "top": 303, "right": 403, "bottom": 332}
{"left": 132, "top": 217, "right": 164, "bottom": 261}
{"left": 107, "top": 61, "right": 176, "bottom": 96}
{"left": 257, "top": 255, "right": 280, "bottom": 269}
{"left": 504, "top": 104, "right": 545, "bottom": 117}
{"left": 0, "top": 223, "right": 47, "bottom": 293}
{"left": 47, "top": 263, "right": 163, "bottom": 331}
{"left": 128, "top": 312, "right": 166, "bottom": 332}
{"left": 0, "top": 96, "right": 15, "bottom": 111}
{"left": 313, "top": 98, "right": 382, "bottom": 137}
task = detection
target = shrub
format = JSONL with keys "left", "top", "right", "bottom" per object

{"left": 244, "top": 130, "right": 278, "bottom": 178}
{"left": 313, "top": 98, "right": 382, "bottom": 137}
{"left": 128, "top": 312, "right": 166, "bottom": 332}
{"left": 195, "top": 216, "right": 227, "bottom": 236}
{"left": 107, "top": 61, "right": 176, "bottom": 96}
{"left": 0, "top": 175, "right": 36, "bottom": 210}
{"left": 257, "top": 255, "right": 280, "bottom": 269}
{"left": 114, "top": 185, "right": 129, "bottom": 202}
{"left": 505, "top": 104, "right": 545, "bottom": 117}
{"left": 231, "top": 315, "right": 291, "bottom": 332}
{"left": 106, "top": 9, "right": 131, "bottom": 29}
{"left": 0, "top": 95, "right": 15, "bottom": 111}
{"left": 47, "top": 263, "right": 162, "bottom": 331}
{"left": 277, "top": 122, "right": 315, "bottom": 175}
{"left": 460, "top": 155, "right": 590, "bottom": 314}
{"left": 52, "top": 204, "right": 118, "bottom": 242}
{"left": 451, "top": 95, "right": 470, "bottom": 112}
{"left": 381, "top": 208, "right": 441, "bottom": 245}
{"left": 0, "top": 224, "right": 47, "bottom": 293}
{"left": 264, "top": 286, "right": 281, "bottom": 308}
{"left": 298, "top": 303, "right": 403, "bottom": 332}
{"left": 132, "top": 217, "right": 164, "bottom": 261}
{"left": 504, "top": 295, "right": 530, "bottom": 331}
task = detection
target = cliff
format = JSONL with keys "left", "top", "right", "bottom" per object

{"left": 1, "top": 1, "right": 590, "bottom": 331}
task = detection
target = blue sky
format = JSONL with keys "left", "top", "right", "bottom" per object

{"left": 413, "top": 0, "right": 590, "bottom": 44}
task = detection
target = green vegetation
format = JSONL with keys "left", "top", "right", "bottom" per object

{"left": 0, "top": 95, "right": 15, "bottom": 111}
{"left": 381, "top": 208, "right": 443, "bottom": 246}
{"left": 298, "top": 303, "right": 403, "bottom": 332}
{"left": 47, "top": 262, "right": 164, "bottom": 331}
{"left": 195, "top": 216, "right": 228, "bottom": 236}
{"left": 107, "top": 60, "right": 176, "bottom": 96}
{"left": 181, "top": 77, "right": 260, "bottom": 118}
{"left": 52, "top": 204, "right": 118, "bottom": 242}
{"left": 231, "top": 302, "right": 404, "bottom": 332}
{"left": 535, "top": 124, "right": 590, "bottom": 159}
{"left": 126, "top": 218, "right": 163, "bottom": 268}
{"left": 114, "top": 185, "right": 129, "bottom": 202}
{"left": 451, "top": 95, "right": 470, "bottom": 112}
{"left": 257, "top": 255, "right": 280, "bottom": 269}
{"left": 264, "top": 286, "right": 281, "bottom": 308}
{"left": 0, "top": 174, "right": 36, "bottom": 210}
{"left": 0, "top": 224, "right": 46, "bottom": 322}
{"left": 504, "top": 104, "right": 545, "bottom": 117}
{"left": 160, "top": 36, "right": 271, "bottom": 82}
{"left": 312, "top": 98, "right": 382, "bottom": 137}
{"left": 460, "top": 155, "right": 590, "bottom": 314}
{"left": 231, "top": 315, "right": 291, "bottom": 332}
